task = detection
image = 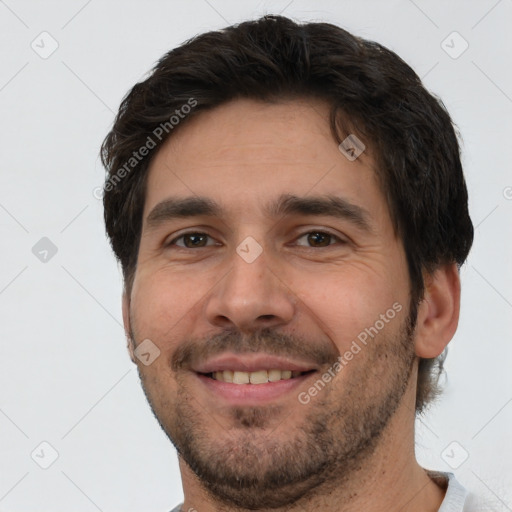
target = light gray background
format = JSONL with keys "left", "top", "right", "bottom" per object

{"left": 1, "top": 0, "right": 511, "bottom": 510}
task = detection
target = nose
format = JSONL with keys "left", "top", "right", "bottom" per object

{"left": 204, "top": 245, "right": 296, "bottom": 333}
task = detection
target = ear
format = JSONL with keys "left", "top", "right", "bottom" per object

{"left": 414, "top": 262, "right": 461, "bottom": 358}
{"left": 122, "top": 290, "right": 137, "bottom": 364}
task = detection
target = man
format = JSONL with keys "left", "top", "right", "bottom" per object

{"left": 100, "top": 15, "right": 478, "bottom": 511}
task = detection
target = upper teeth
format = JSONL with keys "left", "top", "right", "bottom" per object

{"left": 212, "top": 369, "right": 301, "bottom": 384}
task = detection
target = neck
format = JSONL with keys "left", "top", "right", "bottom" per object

{"left": 178, "top": 384, "right": 446, "bottom": 512}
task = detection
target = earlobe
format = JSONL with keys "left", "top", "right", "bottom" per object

{"left": 414, "top": 263, "right": 461, "bottom": 359}
{"left": 122, "top": 291, "right": 137, "bottom": 364}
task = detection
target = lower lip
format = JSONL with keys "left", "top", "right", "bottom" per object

{"left": 195, "top": 372, "right": 316, "bottom": 405}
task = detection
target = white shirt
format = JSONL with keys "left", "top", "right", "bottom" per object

{"left": 427, "top": 470, "right": 473, "bottom": 511}
{"left": 169, "top": 470, "right": 481, "bottom": 511}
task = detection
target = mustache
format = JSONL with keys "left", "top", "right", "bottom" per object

{"left": 171, "top": 327, "right": 340, "bottom": 372}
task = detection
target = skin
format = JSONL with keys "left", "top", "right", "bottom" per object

{"left": 122, "top": 98, "right": 461, "bottom": 511}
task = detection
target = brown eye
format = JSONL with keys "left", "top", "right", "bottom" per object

{"left": 296, "top": 231, "right": 343, "bottom": 248}
{"left": 170, "top": 232, "right": 215, "bottom": 248}
{"left": 307, "top": 232, "right": 331, "bottom": 247}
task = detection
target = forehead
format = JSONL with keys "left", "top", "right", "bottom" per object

{"left": 143, "top": 98, "right": 387, "bottom": 225}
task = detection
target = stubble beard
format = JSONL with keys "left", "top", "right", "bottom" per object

{"left": 134, "top": 308, "right": 417, "bottom": 509}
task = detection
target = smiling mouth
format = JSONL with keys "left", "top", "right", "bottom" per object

{"left": 201, "top": 369, "right": 315, "bottom": 384}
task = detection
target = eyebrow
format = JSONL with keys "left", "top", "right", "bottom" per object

{"left": 145, "top": 193, "right": 374, "bottom": 234}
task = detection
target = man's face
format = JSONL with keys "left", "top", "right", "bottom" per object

{"left": 125, "top": 98, "right": 417, "bottom": 507}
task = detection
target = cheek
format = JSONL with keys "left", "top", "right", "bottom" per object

{"left": 130, "top": 268, "right": 205, "bottom": 344}
{"left": 287, "top": 263, "right": 405, "bottom": 351}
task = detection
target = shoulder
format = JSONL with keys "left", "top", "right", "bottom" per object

{"left": 426, "top": 469, "right": 500, "bottom": 512}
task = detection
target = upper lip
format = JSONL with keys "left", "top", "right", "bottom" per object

{"left": 192, "top": 353, "right": 318, "bottom": 373}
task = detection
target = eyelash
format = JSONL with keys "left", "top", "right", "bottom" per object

{"left": 166, "top": 230, "right": 347, "bottom": 249}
